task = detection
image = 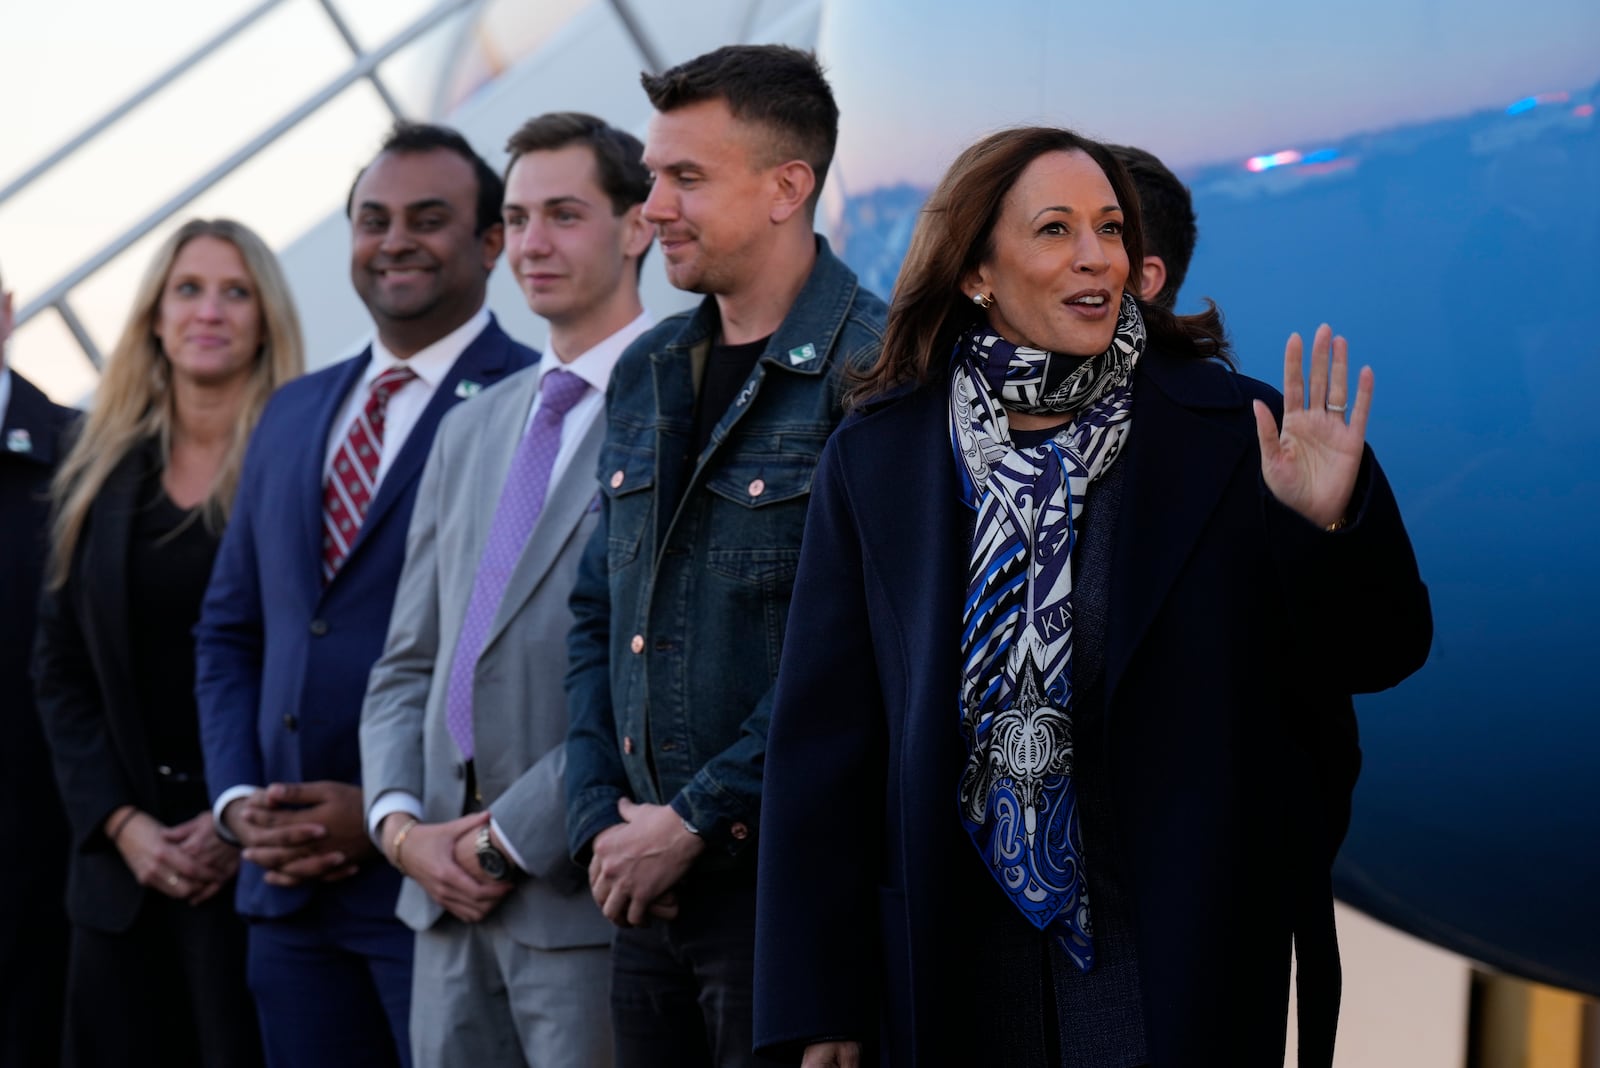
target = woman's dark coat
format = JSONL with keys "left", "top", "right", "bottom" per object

{"left": 34, "top": 443, "right": 196, "bottom": 932}
{"left": 753, "top": 347, "right": 1432, "bottom": 1067}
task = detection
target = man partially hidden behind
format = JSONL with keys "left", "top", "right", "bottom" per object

{"left": 361, "top": 112, "right": 653, "bottom": 1067}
{"left": 563, "top": 45, "right": 887, "bottom": 1067}
{"left": 0, "top": 263, "right": 75, "bottom": 1066}
{"left": 1105, "top": 143, "right": 1198, "bottom": 310}
{"left": 196, "top": 124, "right": 537, "bottom": 1068}
{"left": 1108, "top": 140, "right": 1366, "bottom": 905}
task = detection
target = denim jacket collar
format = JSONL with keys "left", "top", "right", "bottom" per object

{"left": 648, "top": 235, "right": 859, "bottom": 379}
{"left": 564, "top": 232, "right": 887, "bottom": 858}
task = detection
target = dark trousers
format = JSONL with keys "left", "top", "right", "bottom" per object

{"left": 0, "top": 876, "right": 67, "bottom": 1068}
{"left": 245, "top": 894, "right": 414, "bottom": 1068}
{"left": 610, "top": 865, "right": 777, "bottom": 1068}
{"left": 63, "top": 890, "right": 261, "bottom": 1068}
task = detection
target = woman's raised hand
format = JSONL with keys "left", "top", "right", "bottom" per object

{"left": 1252, "top": 323, "right": 1373, "bottom": 528}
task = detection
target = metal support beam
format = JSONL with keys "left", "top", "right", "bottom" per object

{"left": 16, "top": 0, "right": 481, "bottom": 332}
{"left": 0, "top": 0, "right": 288, "bottom": 211}
{"left": 313, "top": 0, "right": 409, "bottom": 121}
{"left": 607, "top": 0, "right": 666, "bottom": 76}
{"left": 54, "top": 299, "right": 103, "bottom": 371}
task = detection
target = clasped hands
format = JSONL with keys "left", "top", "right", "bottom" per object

{"left": 110, "top": 807, "right": 238, "bottom": 906}
{"left": 378, "top": 810, "right": 512, "bottom": 923}
{"left": 587, "top": 797, "right": 704, "bottom": 928}
{"left": 1252, "top": 323, "right": 1374, "bottom": 528}
{"left": 224, "top": 780, "right": 373, "bottom": 888}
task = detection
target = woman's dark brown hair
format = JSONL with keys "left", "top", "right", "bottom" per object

{"left": 850, "top": 127, "right": 1229, "bottom": 407}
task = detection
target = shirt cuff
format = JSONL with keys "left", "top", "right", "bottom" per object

{"left": 212, "top": 785, "right": 260, "bottom": 845}
{"left": 368, "top": 790, "right": 424, "bottom": 846}
{"left": 489, "top": 816, "right": 530, "bottom": 873}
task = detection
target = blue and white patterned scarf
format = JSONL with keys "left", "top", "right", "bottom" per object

{"left": 950, "top": 293, "right": 1144, "bottom": 970}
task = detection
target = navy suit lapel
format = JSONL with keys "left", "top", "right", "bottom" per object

{"left": 343, "top": 319, "right": 520, "bottom": 571}
{"left": 304, "top": 351, "right": 371, "bottom": 591}
{"left": 1105, "top": 351, "right": 1252, "bottom": 701}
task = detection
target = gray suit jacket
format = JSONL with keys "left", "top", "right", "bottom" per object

{"left": 361, "top": 364, "right": 611, "bottom": 950}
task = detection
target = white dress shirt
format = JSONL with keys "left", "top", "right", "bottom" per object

{"left": 322, "top": 306, "right": 492, "bottom": 489}
{"left": 520, "top": 309, "right": 652, "bottom": 477}
{"left": 365, "top": 310, "right": 652, "bottom": 870}
{"left": 213, "top": 307, "right": 493, "bottom": 836}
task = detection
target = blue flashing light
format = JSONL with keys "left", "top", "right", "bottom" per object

{"left": 1506, "top": 97, "right": 1539, "bottom": 115}
{"left": 1302, "top": 148, "right": 1341, "bottom": 164}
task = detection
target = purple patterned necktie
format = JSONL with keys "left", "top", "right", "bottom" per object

{"left": 445, "top": 368, "right": 589, "bottom": 759}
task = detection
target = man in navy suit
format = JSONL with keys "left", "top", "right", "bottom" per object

{"left": 196, "top": 123, "right": 538, "bottom": 1068}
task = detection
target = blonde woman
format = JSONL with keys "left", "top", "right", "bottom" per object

{"left": 34, "top": 218, "right": 303, "bottom": 1067}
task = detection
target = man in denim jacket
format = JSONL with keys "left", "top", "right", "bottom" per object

{"left": 564, "top": 45, "right": 886, "bottom": 1067}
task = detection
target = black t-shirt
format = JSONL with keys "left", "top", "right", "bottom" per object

{"left": 691, "top": 335, "right": 771, "bottom": 458}
{"left": 127, "top": 449, "right": 221, "bottom": 783}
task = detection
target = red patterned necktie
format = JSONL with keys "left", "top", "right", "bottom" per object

{"left": 321, "top": 364, "right": 417, "bottom": 583}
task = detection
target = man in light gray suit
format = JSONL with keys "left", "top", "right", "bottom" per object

{"left": 360, "top": 112, "right": 654, "bottom": 1067}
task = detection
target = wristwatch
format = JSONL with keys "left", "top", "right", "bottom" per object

{"left": 475, "top": 825, "right": 516, "bottom": 883}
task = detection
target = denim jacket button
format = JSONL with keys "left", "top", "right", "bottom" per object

{"left": 623, "top": 736, "right": 635, "bottom": 755}
{"left": 630, "top": 634, "right": 645, "bottom": 654}
{"left": 610, "top": 470, "right": 625, "bottom": 489}
{"left": 747, "top": 478, "right": 765, "bottom": 498}
{"left": 730, "top": 822, "right": 750, "bottom": 840}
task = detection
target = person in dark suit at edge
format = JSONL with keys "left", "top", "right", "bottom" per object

{"left": 33, "top": 219, "right": 304, "bottom": 1066}
{"left": 195, "top": 124, "right": 537, "bottom": 1068}
{"left": 0, "top": 260, "right": 76, "bottom": 1067}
